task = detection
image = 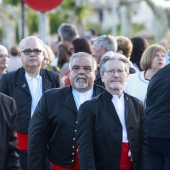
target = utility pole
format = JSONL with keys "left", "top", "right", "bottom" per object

{"left": 112, "top": 0, "right": 118, "bottom": 36}
{"left": 39, "top": 12, "right": 47, "bottom": 43}
{"left": 21, "top": 0, "right": 25, "bottom": 39}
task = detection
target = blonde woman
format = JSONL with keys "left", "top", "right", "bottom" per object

{"left": 124, "top": 44, "right": 166, "bottom": 104}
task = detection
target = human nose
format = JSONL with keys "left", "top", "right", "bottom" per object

{"left": 113, "top": 70, "right": 119, "bottom": 77}
{"left": 78, "top": 68, "right": 85, "bottom": 74}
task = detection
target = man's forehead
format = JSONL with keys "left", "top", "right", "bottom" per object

{"left": 72, "top": 57, "right": 92, "bottom": 66}
{"left": 105, "top": 59, "right": 125, "bottom": 68}
{"left": 23, "top": 39, "right": 42, "bottom": 48}
{"left": 0, "top": 48, "right": 8, "bottom": 54}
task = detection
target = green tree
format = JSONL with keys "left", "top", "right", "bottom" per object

{"left": 49, "top": 0, "right": 91, "bottom": 35}
{"left": 27, "top": 9, "right": 39, "bottom": 34}
{"left": 4, "top": 0, "right": 20, "bottom": 5}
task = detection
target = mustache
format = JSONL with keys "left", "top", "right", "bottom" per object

{"left": 75, "top": 75, "right": 88, "bottom": 81}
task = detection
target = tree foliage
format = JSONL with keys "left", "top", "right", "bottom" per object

{"left": 27, "top": 9, "right": 39, "bottom": 34}
{"left": 4, "top": 0, "right": 21, "bottom": 5}
{"left": 49, "top": 0, "right": 91, "bottom": 34}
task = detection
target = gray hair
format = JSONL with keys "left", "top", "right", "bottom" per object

{"left": 19, "top": 36, "right": 44, "bottom": 51}
{"left": 93, "top": 35, "right": 117, "bottom": 52}
{"left": 69, "top": 52, "right": 97, "bottom": 70}
{"left": 58, "top": 23, "right": 79, "bottom": 42}
{"left": 100, "top": 53, "right": 130, "bottom": 74}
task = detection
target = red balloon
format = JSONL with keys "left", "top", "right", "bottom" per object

{"left": 24, "top": 0, "right": 63, "bottom": 12}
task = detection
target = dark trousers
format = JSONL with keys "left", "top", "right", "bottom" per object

{"left": 148, "top": 137, "right": 170, "bottom": 170}
{"left": 19, "top": 150, "right": 28, "bottom": 170}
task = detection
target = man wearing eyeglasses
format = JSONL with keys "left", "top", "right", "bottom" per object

{"left": 77, "top": 53, "right": 148, "bottom": 170}
{"left": 28, "top": 52, "right": 104, "bottom": 170}
{"left": 0, "top": 36, "right": 61, "bottom": 170}
{"left": 0, "top": 45, "right": 8, "bottom": 78}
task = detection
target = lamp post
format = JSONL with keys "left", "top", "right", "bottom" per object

{"left": 21, "top": 0, "right": 25, "bottom": 39}
{"left": 119, "top": 0, "right": 142, "bottom": 37}
{"left": 112, "top": 0, "right": 118, "bottom": 36}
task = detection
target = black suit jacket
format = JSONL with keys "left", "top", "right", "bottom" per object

{"left": 0, "top": 93, "right": 21, "bottom": 170}
{"left": 77, "top": 90, "right": 148, "bottom": 170}
{"left": 145, "top": 63, "right": 170, "bottom": 138}
{"left": 94, "top": 66, "right": 105, "bottom": 87}
{"left": 0, "top": 67, "right": 61, "bottom": 134}
{"left": 28, "top": 85, "right": 104, "bottom": 170}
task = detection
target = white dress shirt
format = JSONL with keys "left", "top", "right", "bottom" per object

{"left": 25, "top": 72, "right": 42, "bottom": 116}
{"left": 72, "top": 88, "right": 93, "bottom": 110}
{"left": 112, "top": 94, "right": 128, "bottom": 142}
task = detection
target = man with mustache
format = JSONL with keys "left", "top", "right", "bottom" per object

{"left": 0, "top": 36, "right": 61, "bottom": 170}
{"left": 28, "top": 52, "right": 104, "bottom": 170}
{"left": 77, "top": 53, "right": 148, "bottom": 170}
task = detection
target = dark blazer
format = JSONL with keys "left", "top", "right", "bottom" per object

{"left": 77, "top": 90, "right": 148, "bottom": 170}
{"left": 0, "top": 93, "right": 21, "bottom": 170}
{"left": 0, "top": 67, "right": 61, "bottom": 134}
{"left": 28, "top": 85, "right": 104, "bottom": 170}
{"left": 145, "top": 63, "right": 170, "bottom": 138}
{"left": 94, "top": 67, "right": 105, "bottom": 87}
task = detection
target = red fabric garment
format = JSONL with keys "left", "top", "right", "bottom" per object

{"left": 61, "top": 70, "right": 70, "bottom": 86}
{"left": 17, "top": 133, "right": 28, "bottom": 151}
{"left": 120, "top": 143, "right": 132, "bottom": 170}
{"left": 50, "top": 145, "right": 80, "bottom": 170}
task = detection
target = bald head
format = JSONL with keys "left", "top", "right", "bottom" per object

{"left": 19, "top": 36, "right": 44, "bottom": 52}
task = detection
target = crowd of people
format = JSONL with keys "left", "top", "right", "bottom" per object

{"left": 0, "top": 22, "right": 169, "bottom": 170}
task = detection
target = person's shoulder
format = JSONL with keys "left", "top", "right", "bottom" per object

{"left": 44, "top": 86, "right": 70, "bottom": 97}
{"left": 84, "top": 90, "right": 104, "bottom": 106}
{"left": 41, "top": 69, "right": 60, "bottom": 83}
{"left": 94, "top": 84, "right": 105, "bottom": 93}
{"left": 42, "top": 68, "right": 60, "bottom": 76}
{"left": 0, "top": 92, "right": 14, "bottom": 103}
{"left": 2, "top": 68, "right": 22, "bottom": 79}
{"left": 125, "top": 92, "right": 143, "bottom": 105}
{"left": 128, "top": 72, "right": 140, "bottom": 79}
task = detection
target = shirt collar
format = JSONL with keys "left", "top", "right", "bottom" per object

{"left": 112, "top": 93, "right": 124, "bottom": 102}
{"left": 25, "top": 71, "right": 41, "bottom": 81}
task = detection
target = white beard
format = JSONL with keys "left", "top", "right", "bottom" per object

{"left": 74, "top": 75, "right": 88, "bottom": 89}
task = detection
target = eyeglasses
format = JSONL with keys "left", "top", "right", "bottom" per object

{"left": 0, "top": 54, "right": 8, "bottom": 58}
{"left": 105, "top": 69, "right": 125, "bottom": 76}
{"left": 21, "top": 49, "right": 42, "bottom": 56}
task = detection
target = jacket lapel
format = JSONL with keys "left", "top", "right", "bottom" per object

{"left": 63, "top": 86, "right": 78, "bottom": 114}
{"left": 124, "top": 94, "right": 133, "bottom": 124}
{"left": 104, "top": 90, "right": 121, "bottom": 124}
{"left": 40, "top": 69, "right": 53, "bottom": 92}
{"left": 15, "top": 68, "right": 30, "bottom": 95}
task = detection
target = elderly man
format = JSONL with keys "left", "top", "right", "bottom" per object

{"left": 28, "top": 52, "right": 104, "bottom": 170}
{"left": 0, "top": 93, "right": 21, "bottom": 170}
{"left": 77, "top": 53, "right": 148, "bottom": 170}
{"left": 92, "top": 35, "right": 117, "bottom": 87}
{"left": 0, "top": 36, "right": 61, "bottom": 170}
{"left": 58, "top": 23, "right": 79, "bottom": 51}
{"left": 51, "top": 23, "right": 79, "bottom": 68}
{"left": 0, "top": 45, "right": 8, "bottom": 78}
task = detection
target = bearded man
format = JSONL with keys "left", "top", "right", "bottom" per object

{"left": 28, "top": 52, "right": 104, "bottom": 170}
